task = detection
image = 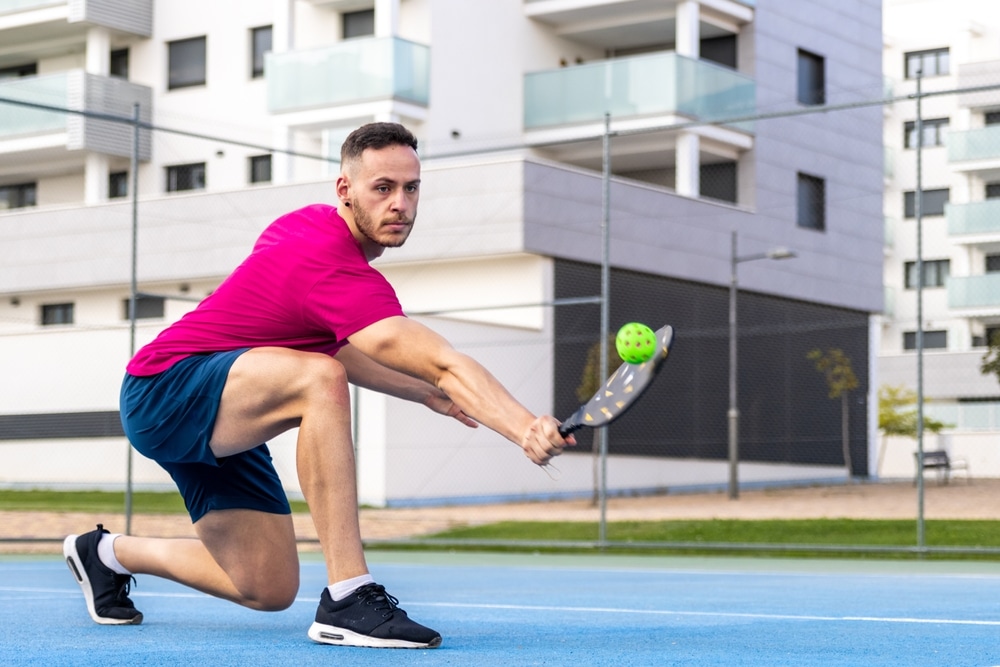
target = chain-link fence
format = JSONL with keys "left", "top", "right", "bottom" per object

{"left": 2, "top": 76, "right": 1000, "bottom": 555}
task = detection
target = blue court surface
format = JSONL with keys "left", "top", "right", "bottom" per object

{"left": 2, "top": 550, "right": 999, "bottom": 666}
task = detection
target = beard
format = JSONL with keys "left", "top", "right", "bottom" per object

{"left": 351, "top": 198, "right": 414, "bottom": 248}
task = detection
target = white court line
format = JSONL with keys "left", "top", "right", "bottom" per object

{"left": 410, "top": 601, "right": 1000, "bottom": 627}
{"left": 6, "top": 586, "right": 998, "bottom": 628}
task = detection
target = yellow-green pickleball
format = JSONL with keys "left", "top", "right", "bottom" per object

{"left": 615, "top": 322, "right": 656, "bottom": 364}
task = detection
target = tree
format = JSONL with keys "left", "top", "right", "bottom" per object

{"left": 807, "top": 348, "right": 859, "bottom": 477}
{"left": 876, "top": 384, "right": 948, "bottom": 475}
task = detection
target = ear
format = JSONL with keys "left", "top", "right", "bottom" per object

{"left": 335, "top": 173, "right": 351, "bottom": 205}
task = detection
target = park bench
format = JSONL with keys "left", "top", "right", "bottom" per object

{"left": 914, "top": 450, "right": 970, "bottom": 485}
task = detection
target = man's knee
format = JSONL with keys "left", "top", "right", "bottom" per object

{"left": 300, "top": 354, "right": 350, "bottom": 403}
{"left": 232, "top": 562, "right": 300, "bottom": 611}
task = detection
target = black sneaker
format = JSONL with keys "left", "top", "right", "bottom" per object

{"left": 63, "top": 524, "right": 143, "bottom": 625}
{"left": 308, "top": 583, "right": 441, "bottom": 649}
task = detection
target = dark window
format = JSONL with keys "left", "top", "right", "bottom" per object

{"left": 905, "top": 48, "right": 949, "bottom": 79}
{"left": 904, "top": 330, "right": 947, "bottom": 350}
{"left": 249, "top": 155, "right": 272, "bottom": 184}
{"left": 797, "top": 173, "right": 825, "bottom": 231}
{"left": 110, "top": 48, "right": 129, "bottom": 79}
{"left": 987, "top": 111, "right": 1000, "bottom": 126}
{"left": 0, "top": 63, "right": 37, "bottom": 79}
{"left": 986, "top": 326, "right": 1000, "bottom": 347}
{"left": 166, "top": 163, "right": 206, "bottom": 192}
{"left": 251, "top": 25, "right": 272, "bottom": 78}
{"left": 904, "top": 118, "right": 948, "bottom": 148}
{"left": 343, "top": 9, "right": 375, "bottom": 39}
{"left": 986, "top": 183, "right": 1000, "bottom": 199}
{"left": 0, "top": 182, "right": 37, "bottom": 210}
{"left": 700, "top": 35, "right": 737, "bottom": 69}
{"left": 700, "top": 161, "right": 737, "bottom": 203}
{"left": 903, "top": 188, "right": 949, "bottom": 218}
{"left": 904, "top": 259, "right": 949, "bottom": 288}
{"left": 41, "top": 303, "right": 74, "bottom": 326}
{"left": 987, "top": 255, "right": 1000, "bottom": 273}
{"left": 109, "top": 171, "right": 128, "bottom": 199}
{"left": 797, "top": 49, "right": 825, "bottom": 106}
{"left": 122, "top": 295, "right": 165, "bottom": 320}
{"left": 168, "top": 36, "right": 207, "bottom": 90}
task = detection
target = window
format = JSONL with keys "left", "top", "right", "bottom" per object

{"left": 41, "top": 303, "right": 74, "bottom": 326}
{"left": 0, "top": 182, "right": 37, "bottom": 210}
{"left": 797, "top": 49, "right": 825, "bottom": 106}
{"left": 249, "top": 155, "right": 272, "bottom": 184}
{"left": 987, "top": 111, "right": 1000, "bottom": 126}
{"left": 0, "top": 63, "right": 37, "bottom": 79}
{"left": 904, "top": 259, "right": 949, "bottom": 288}
{"left": 251, "top": 26, "right": 272, "bottom": 78}
{"left": 903, "top": 188, "right": 949, "bottom": 218}
{"left": 110, "top": 48, "right": 129, "bottom": 79}
{"left": 905, "top": 48, "right": 949, "bottom": 79}
{"left": 987, "top": 255, "right": 1000, "bottom": 273}
{"left": 904, "top": 330, "right": 947, "bottom": 350}
{"left": 166, "top": 163, "right": 206, "bottom": 192}
{"left": 109, "top": 171, "right": 128, "bottom": 199}
{"left": 985, "top": 326, "right": 1000, "bottom": 347}
{"left": 122, "top": 295, "right": 165, "bottom": 320}
{"left": 987, "top": 183, "right": 1000, "bottom": 199}
{"left": 343, "top": 9, "right": 375, "bottom": 39}
{"left": 904, "top": 118, "right": 948, "bottom": 148}
{"left": 700, "top": 161, "right": 737, "bottom": 204}
{"left": 168, "top": 36, "right": 207, "bottom": 90}
{"left": 796, "top": 173, "right": 825, "bottom": 231}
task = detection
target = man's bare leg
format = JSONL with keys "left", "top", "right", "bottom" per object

{"left": 114, "top": 510, "right": 299, "bottom": 610}
{"left": 207, "top": 348, "right": 369, "bottom": 584}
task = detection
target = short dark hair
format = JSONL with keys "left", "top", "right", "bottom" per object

{"left": 341, "top": 122, "right": 418, "bottom": 166}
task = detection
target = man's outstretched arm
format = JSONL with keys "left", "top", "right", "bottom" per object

{"left": 334, "top": 343, "right": 478, "bottom": 428}
{"left": 346, "top": 316, "right": 573, "bottom": 464}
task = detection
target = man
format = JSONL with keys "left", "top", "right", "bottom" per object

{"left": 64, "top": 122, "right": 573, "bottom": 649}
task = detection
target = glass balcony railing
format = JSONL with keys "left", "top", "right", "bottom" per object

{"left": 948, "top": 125, "right": 1000, "bottom": 163}
{"left": 0, "top": 0, "right": 60, "bottom": 12}
{"left": 267, "top": 37, "right": 429, "bottom": 114}
{"left": 946, "top": 200, "right": 1000, "bottom": 236}
{"left": 524, "top": 51, "right": 755, "bottom": 130}
{"left": 948, "top": 274, "right": 1000, "bottom": 309}
{"left": 0, "top": 71, "right": 152, "bottom": 158}
{"left": 0, "top": 73, "right": 70, "bottom": 137}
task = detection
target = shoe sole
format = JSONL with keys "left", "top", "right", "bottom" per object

{"left": 308, "top": 621, "right": 441, "bottom": 649}
{"left": 63, "top": 535, "right": 143, "bottom": 626}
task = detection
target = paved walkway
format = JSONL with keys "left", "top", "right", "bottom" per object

{"left": 2, "top": 479, "right": 995, "bottom": 554}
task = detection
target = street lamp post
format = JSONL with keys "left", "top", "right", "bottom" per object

{"left": 728, "top": 230, "right": 796, "bottom": 500}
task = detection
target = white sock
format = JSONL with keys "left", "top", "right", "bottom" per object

{"left": 97, "top": 533, "right": 131, "bottom": 575}
{"left": 327, "top": 574, "right": 375, "bottom": 601}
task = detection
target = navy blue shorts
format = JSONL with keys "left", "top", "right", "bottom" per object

{"left": 119, "top": 349, "right": 291, "bottom": 523}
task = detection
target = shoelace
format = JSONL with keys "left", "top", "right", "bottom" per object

{"left": 355, "top": 584, "right": 399, "bottom": 618}
{"left": 112, "top": 574, "right": 138, "bottom": 606}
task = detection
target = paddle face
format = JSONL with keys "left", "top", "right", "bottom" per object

{"left": 558, "top": 325, "right": 674, "bottom": 436}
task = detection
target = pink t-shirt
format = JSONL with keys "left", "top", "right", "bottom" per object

{"left": 127, "top": 204, "right": 404, "bottom": 376}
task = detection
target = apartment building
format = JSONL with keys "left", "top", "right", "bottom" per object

{"left": 0, "top": 0, "right": 884, "bottom": 504}
{"left": 881, "top": 0, "right": 1000, "bottom": 478}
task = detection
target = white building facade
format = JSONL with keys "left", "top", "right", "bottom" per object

{"left": 0, "top": 0, "right": 886, "bottom": 505}
{"left": 881, "top": 0, "right": 1000, "bottom": 479}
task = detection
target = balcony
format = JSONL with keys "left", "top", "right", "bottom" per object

{"left": 947, "top": 199, "right": 1000, "bottom": 239}
{"left": 523, "top": 1, "right": 754, "bottom": 52}
{"left": 0, "top": 0, "right": 151, "bottom": 56}
{"left": 0, "top": 71, "right": 152, "bottom": 161}
{"left": 949, "top": 274, "right": 1000, "bottom": 310}
{"left": 524, "top": 51, "right": 755, "bottom": 130}
{"left": 948, "top": 125, "right": 1000, "bottom": 165}
{"left": 266, "top": 37, "right": 429, "bottom": 117}
{"left": 957, "top": 60, "right": 1000, "bottom": 110}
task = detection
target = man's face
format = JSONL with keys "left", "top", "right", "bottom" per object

{"left": 339, "top": 144, "right": 421, "bottom": 256}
